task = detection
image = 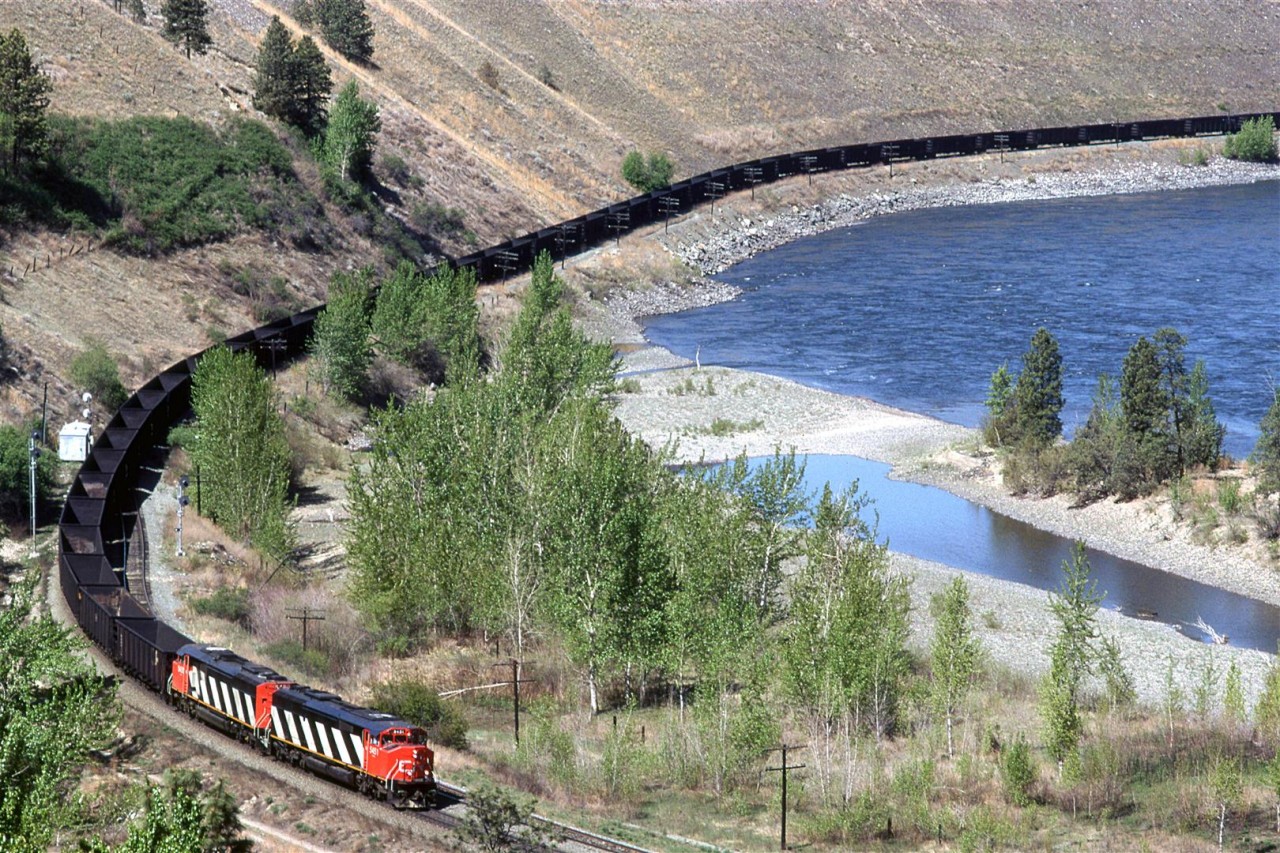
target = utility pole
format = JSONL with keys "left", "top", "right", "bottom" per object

{"left": 286, "top": 607, "right": 326, "bottom": 652}
{"left": 799, "top": 154, "right": 818, "bottom": 186}
{"left": 494, "top": 250, "right": 519, "bottom": 283}
{"left": 491, "top": 659, "right": 534, "bottom": 747}
{"left": 261, "top": 338, "right": 287, "bottom": 378}
{"left": 28, "top": 430, "right": 40, "bottom": 558}
{"left": 606, "top": 210, "right": 630, "bottom": 245}
{"left": 175, "top": 475, "right": 190, "bottom": 556}
{"left": 658, "top": 196, "right": 680, "bottom": 232}
{"left": 765, "top": 743, "right": 806, "bottom": 850}
{"left": 743, "top": 165, "right": 763, "bottom": 200}
{"left": 881, "top": 143, "right": 899, "bottom": 177}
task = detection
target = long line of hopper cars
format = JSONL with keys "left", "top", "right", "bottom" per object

{"left": 57, "top": 111, "right": 1277, "bottom": 809}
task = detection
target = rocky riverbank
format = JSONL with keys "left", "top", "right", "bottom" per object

{"left": 662, "top": 157, "right": 1280, "bottom": 276}
{"left": 587, "top": 148, "right": 1280, "bottom": 710}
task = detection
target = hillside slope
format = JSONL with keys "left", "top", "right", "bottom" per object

{"left": 0, "top": 0, "right": 1275, "bottom": 425}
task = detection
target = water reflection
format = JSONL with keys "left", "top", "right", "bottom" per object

{"left": 763, "top": 454, "right": 1280, "bottom": 652}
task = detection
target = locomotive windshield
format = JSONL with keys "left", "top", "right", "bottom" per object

{"left": 381, "top": 728, "right": 428, "bottom": 745}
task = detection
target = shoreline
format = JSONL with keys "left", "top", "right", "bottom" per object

{"left": 583, "top": 147, "right": 1280, "bottom": 706}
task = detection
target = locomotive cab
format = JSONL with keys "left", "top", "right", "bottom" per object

{"left": 363, "top": 725, "right": 435, "bottom": 808}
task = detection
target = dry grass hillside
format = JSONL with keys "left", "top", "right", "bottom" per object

{"left": 0, "top": 0, "right": 1276, "bottom": 424}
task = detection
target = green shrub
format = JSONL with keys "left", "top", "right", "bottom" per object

{"left": 190, "top": 587, "right": 251, "bottom": 627}
{"left": 1223, "top": 115, "right": 1277, "bottom": 162}
{"left": 621, "top": 150, "right": 675, "bottom": 193}
{"left": 1000, "top": 735, "right": 1036, "bottom": 806}
{"left": 69, "top": 340, "right": 128, "bottom": 414}
{"left": 263, "top": 639, "right": 330, "bottom": 678}
{"left": 1217, "top": 479, "right": 1243, "bottom": 515}
{"left": 0, "top": 424, "right": 56, "bottom": 519}
{"left": 410, "top": 201, "right": 467, "bottom": 238}
{"left": 368, "top": 679, "right": 469, "bottom": 749}
{"left": 40, "top": 115, "right": 317, "bottom": 254}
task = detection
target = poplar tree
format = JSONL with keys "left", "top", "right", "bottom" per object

{"left": 1040, "top": 542, "right": 1102, "bottom": 767}
{"left": 1185, "top": 359, "right": 1225, "bottom": 470}
{"left": 0, "top": 28, "right": 52, "bottom": 173}
{"left": 190, "top": 346, "right": 293, "bottom": 557}
{"left": 1253, "top": 391, "right": 1280, "bottom": 496}
{"left": 161, "top": 0, "right": 213, "bottom": 59}
{"left": 1013, "top": 326, "right": 1064, "bottom": 447}
{"left": 930, "top": 575, "right": 981, "bottom": 759}
{"left": 323, "top": 80, "right": 380, "bottom": 181}
{"left": 310, "top": 268, "right": 373, "bottom": 400}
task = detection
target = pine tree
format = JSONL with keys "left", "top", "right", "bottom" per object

{"left": 323, "top": 79, "right": 380, "bottom": 181}
{"left": 291, "top": 36, "right": 331, "bottom": 135}
{"left": 0, "top": 28, "right": 53, "bottom": 173}
{"left": 1013, "top": 327, "right": 1064, "bottom": 448}
{"left": 252, "top": 17, "right": 297, "bottom": 123}
{"left": 1120, "top": 335, "right": 1173, "bottom": 490}
{"left": 1154, "top": 327, "right": 1190, "bottom": 472}
{"left": 126, "top": 0, "right": 146, "bottom": 22}
{"left": 161, "top": 0, "right": 213, "bottom": 59}
{"left": 312, "top": 0, "right": 375, "bottom": 63}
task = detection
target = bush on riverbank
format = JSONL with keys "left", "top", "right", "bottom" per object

{"left": 1223, "top": 115, "right": 1277, "bottom": 163}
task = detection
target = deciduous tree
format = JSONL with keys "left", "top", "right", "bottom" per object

{"left": 0, "top": 577, "right": 119, "bottom": 851}
{"left": 310, "top": 267, "right": 372, "bottom": 400}
{"left": 621, "top": 149, "right": 675, "bottom": 192}
{"left": 931, "top": 575, "right": 981, "bottom": 759}
{"left": 1040, "top": 542, "right": 1102, "bottom": 767}
{"left": 1253, "top": 391, "right": 1280, "bottom": 496}
{"left": 190, "top": 346, "right": 293, "bottom": 557}
{"left": 323, "top": 80, "right": 380, "bottom": 181}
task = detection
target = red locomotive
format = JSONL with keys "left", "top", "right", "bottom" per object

{"left": 168, "top": 644, "right": 435, "bottom": 807}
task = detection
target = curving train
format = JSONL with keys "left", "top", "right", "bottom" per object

{"left": 56, "top": 111, "right": 1278, "bottom": 809}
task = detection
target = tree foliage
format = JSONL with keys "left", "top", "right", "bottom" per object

{"left": 253, "top": 18, "right": 332, "bottom": 135}
{"left": 310, "top": 267, "right": 373, "bottom": 400}
{"left": 1040, "top": 542, "right": 1102, "bottom": 764}
{"left": 1223, "top": 115, "right": 1277, "bottom": 163}
{"left": 0, "top": 423, "right": 56, "bottom": 519}
{"left": 323, "top": 80, "right": 380, "bottom": 182}
{"left": 371, "top": 260, "right": 481, "bottom": 381}
{"left": 70, "top": 340, "right": 129, "bottom": 415}
{"left": 1013, "top": 326, "right": 1064, "bottom": 448}
{"left": 190, "top": 345, "right": 293, "bottom": 557}
{"left": 0, "top": 577, "right": 119, "bottom": 851}
{"left": 299, "top": 0, "right": 375, "bottom": 63}
{"left": 0, "top": 28, "right": 52, "bottom": 173}
{"left": 160, "top": 0, "right": 213, "bottom": 59}
{"left": 620, "top": 149, "right": 675, "bottom": 193}
{"left": 930, "top": 575, "right": 981, "bottom": 758}
{"left": 1254, "top": 391, "right": 1280, "bottom": 496}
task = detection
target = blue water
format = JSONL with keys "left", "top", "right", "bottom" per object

{"left": 788, "top": 454, "right": 1280, "bottom": 653}
{"left": 646, "top": 182, "right": 1280, "bottom": 459}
